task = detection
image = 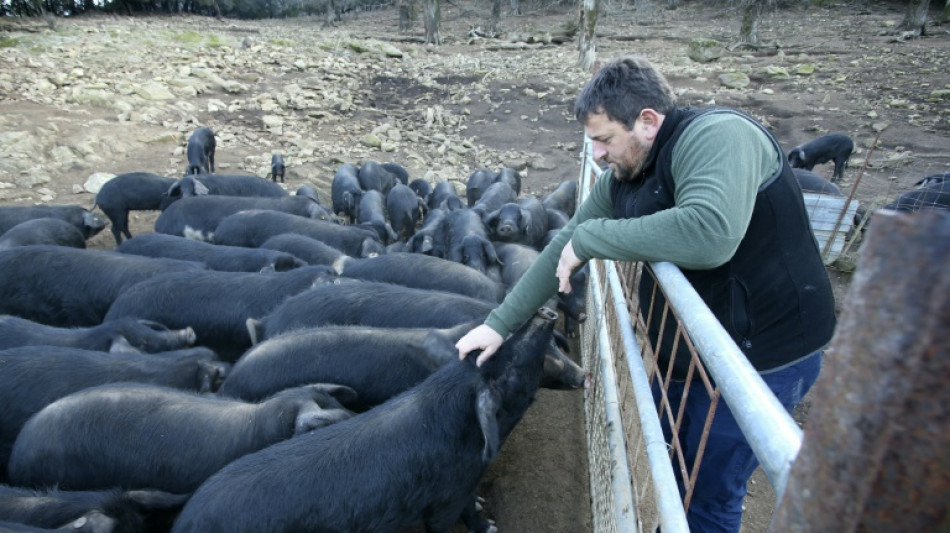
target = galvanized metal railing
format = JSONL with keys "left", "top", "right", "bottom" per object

{"left": 577, "top": 137, "right": 804, "bottom": 532}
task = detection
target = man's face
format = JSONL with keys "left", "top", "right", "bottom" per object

{"left": 584, "top": 111, "right": 653, "bottom": 182}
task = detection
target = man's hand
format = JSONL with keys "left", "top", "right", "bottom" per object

{"left": 556, "top": 239, "right": 583, "bottom": 294}
{"left": 456, "top": 324, "right": 504, "bottom": 367}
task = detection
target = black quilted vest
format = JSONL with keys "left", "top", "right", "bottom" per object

{"left": 611, "top": 107, "right": 835, "bottom": 379}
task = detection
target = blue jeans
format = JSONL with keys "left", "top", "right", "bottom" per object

{"left": 653, "top": 351, "right": 822, "bottom": 533}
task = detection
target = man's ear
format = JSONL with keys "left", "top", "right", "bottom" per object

{"left": 638, "top": 108, "right": 663, "bottom": 141}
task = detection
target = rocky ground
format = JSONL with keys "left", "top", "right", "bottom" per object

{"left": 0, "top": 1, "right": 947, "bottom": 531}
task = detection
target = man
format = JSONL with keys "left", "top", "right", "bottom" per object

{"left": 456, "top": 56, "right": 836, "bottom": 532}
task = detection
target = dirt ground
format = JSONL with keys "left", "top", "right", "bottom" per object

{"left": 0, "top": 1, "right": 948, "bottom": 532}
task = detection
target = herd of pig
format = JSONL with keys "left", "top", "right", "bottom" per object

{"left": 0, "top": 127, "right": 947, "bottom": 533}
{"left": 0, "top": 127, "right": 590, "bottom": 533}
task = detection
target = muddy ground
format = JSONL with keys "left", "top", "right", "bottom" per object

{"left": 0, "top": 0, "right": 947, "bottom": 531}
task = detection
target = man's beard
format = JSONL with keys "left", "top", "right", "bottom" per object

{"left": 610, "top": 139, "right": 649, "bottom": 183}
{"left": 611, "top": 154, "right": 647, "bottom": 183}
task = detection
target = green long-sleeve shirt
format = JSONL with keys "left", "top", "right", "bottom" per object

{"left": 484, "top": 112, "right": 782, "bottom": 339}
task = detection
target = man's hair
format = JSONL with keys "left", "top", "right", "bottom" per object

{"left": 574, "top": 56, "right": 677, "bottom": 129}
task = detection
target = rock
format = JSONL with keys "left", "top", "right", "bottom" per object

{"left": 136, "top": 81, "right": 175, "bottom": 100}
{"left": 83, "top": 172, "right": 116, "bottom": 194}
{"left": 379, "top": 43, "right": 404, "bottom": 58}
{"left": 49, "top": 145, "right": 77, "bottom": 165}
{"left": 15, "top": 173, "right": 51, "bottom": 189}
{"left": 760, "top": 65, "right": 791, "bottom": 80}
{"left": 928, "top": 89, "right": 950, "bottom": 102}
{"left": 72, "top": 183, "right": 84, "bottom": 194}
{"left": 262, "top": 115, "right": 284, "bottom": 134}
{"left": 794, "top": 64, "right": 816, "bottom": 76}
{"left": 718, "top": 72, "right": 750, "bottom": 89}
{"left": 361, "top": 134, "right": 382, "bottom": 148}
{"left": 207, "top": 99, "right": 227, "bottom": 112}
{"left": 688, "top": 38, "right": 725, "bottom": 63}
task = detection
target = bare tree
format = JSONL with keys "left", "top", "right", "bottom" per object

{"left": 399, "top": 0, "right": 415, "bottom": 32}
{"left": 941, "top": 0, "right": 949, "bottom": 24}
{"left": 577, "top": 0, "right": 600, "bottom": 72}
{"left": 739, "top": 0, "right": 764, "bottom": 45}
{"left": 510, "top": 0, "right": 521, "bottom": 16}
{"left": 489, "top": 0, "right": 501, "bottom": 35}
{"left": 423, "top": 0, "right": 441, "bottom": 45}
{"left": 900, "top": 0, "right": 931, "bottom": 36}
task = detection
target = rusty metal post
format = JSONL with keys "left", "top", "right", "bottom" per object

{"left": 771, "top": 210, "right": 950, "bottom": 532}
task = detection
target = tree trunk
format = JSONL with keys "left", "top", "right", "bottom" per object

{"left": 772, "top": 211, "right": 950, "bottom": 533}
{"left": 398, "top": 0, "right": 415, "bottom": 32}
{"left": 510, "top": 0, "right": 520, "bottom": 16}
{"left": 423, "top": 0, "right": 441, "bottom": 45}
{"left": 739, "top": 0, "right": 762, "bottom": 45}
{"left": 577, "top": 0, "right": 599, "bottom": 72}
{"left": 489, "top": 0, "right": 501, "bottom": 35}
{"left": 900, "top": 0, "right": 930, "bottom": 35}
{"left": 941, "top": 0, "right": 949, "bottom": 24}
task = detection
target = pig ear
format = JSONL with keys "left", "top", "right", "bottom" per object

{"left": 123, "top": 490, "right": 191, "bottom": 511}
{"left": 193, "top": 179, "right": 211, "bottom": 196}
{"left": 138, "top": 319, "right": 170, "bottom": 331}
{"left": 483, "top": 210, "right": 500, "bottom": 228}
{"left": 245, "top": 318, "right": 264, "bottom": 345}
{"left": 198, "top": 360, "right": 224, "bottom": 393}
{"left": 109, "top": 336, "right": 142, "bottom": 354}
{"left": 294, "top": 405, "right": 352, "bottom": 434}
{"left": 476, "top": 384, "right": 502, "bottom": 463}
{"left": 419, "top": 330, "right": 457, "bottom": 370}
{"left": 482, "top": 239, "right": 501, "bottom": 266}
{"left": 309, "top": 383, "right": 359, "bottom": 408}
{"left": 164, "top": 181, "right": 181, "bottom": 197}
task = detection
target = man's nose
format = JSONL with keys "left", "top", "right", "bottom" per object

{"left": 591, "top": 141, "right": 607, "bottom": 161}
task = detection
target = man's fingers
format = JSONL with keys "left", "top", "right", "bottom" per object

{"left": 475, "top": 345, "right": 498, "bottom": 367}
{"left": 556, "top": 265, "right": 573, "bottom": 294}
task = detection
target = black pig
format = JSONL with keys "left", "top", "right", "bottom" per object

{"left": 248, "top": 280, "right": 497, "bottom": 341}
{"left": 212, "top": 209, "right": 383, "bottom": 256}
{"left": 154, "top": 195, "right": 331, "bottom": 241}
{"left": 184, "top": 127, "right": 215, "bottom": 175}
{"left": 0, "top": 218, "right": 86, "bottom": 250}
{"left": 0, "top": 346, "right": 225, "bottom": 470}
{"left": 270, "top": 153, "right": 286, "bottom": 183}
{"left": 0, "top": 246, "right": 205, "bottom": 327}
{"left": 171, "top": 309, "right": 560, "bottom": 533}
{"left": 0, "top": 205, "right": 107, "bottom": 240}
{"left": 0, "top": 484, "right": 188, "bottom": 533}
{"left": 8, "top": 383, "right": 354, "bottom": 494}
{"left": 386, "top": 183, "right": 426, "bottom": 241}
{"left": 159, "top": 174, "right": 287, "bottom": 210}
{"left": 103, "top": 265, "right": 339, "bottom": 361}
{"left": 335, "top": 252, "right": 506, "bottom": 303}
{"left": 258, "top": 233, "right": 345, "bottom": 266}
{"left": 484, "top": 197, "right": 548, "bottom": 249}
{"left": 0, "top": 315, "right": 195, "bottom": 353}
{"left": 787, "top": 133, "right": 853, "bottom": 182}
{"left": 118, "top": 233, "right": 306, "bottom": 272}
{"left": 330, "top": 163, "right": 363, "bottom": 223}
{"left": 93, "top": 172, "right": 177, "bottom": 245}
